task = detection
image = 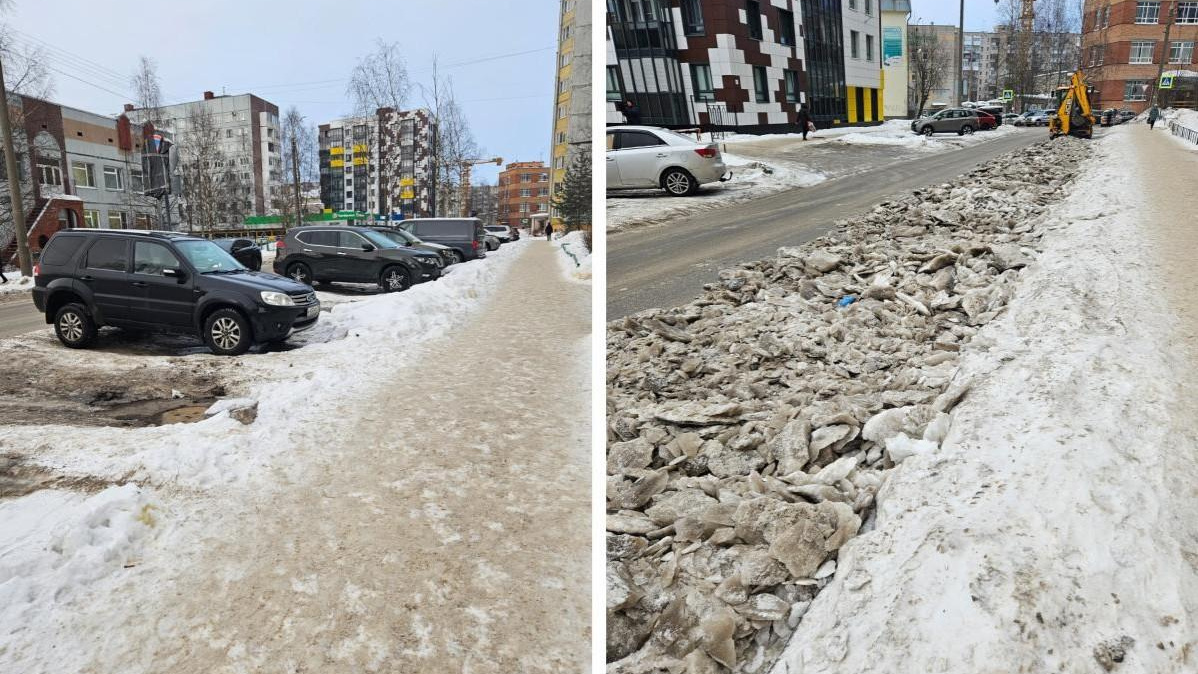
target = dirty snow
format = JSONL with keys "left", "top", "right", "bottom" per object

{"left": 0, "top": 274, "right": 33, "bottom": 296}
{"left": 769, "top": 126, "right": 1198, "bottom": 673}
{"left": 555, "top": 230, "right": 593, "bottom": 283}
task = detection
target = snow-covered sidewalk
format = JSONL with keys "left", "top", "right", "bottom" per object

{"left": 770, "top": 126, "right": 1198, "bottom": 673}
{"left": 1, "top": 242, "right": 591, "bottom": 673}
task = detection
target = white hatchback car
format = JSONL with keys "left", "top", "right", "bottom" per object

{"left": 606, "top": 126, "right": 729, "bottom": 196}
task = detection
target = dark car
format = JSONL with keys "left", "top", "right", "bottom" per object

{"left": 365, "top": 226, "right": 456, "bottom": 267}
{"left": 400, "top": 218, "right": 488, "bottom": 263}
{"left": 213, "top": 237, "right": 262, "bottom": 271}
{"left": 273, "top": 225, "right": 442, "bottom": 291}
{"left": 31, "top": 229, "right": 319, "bottom": 356}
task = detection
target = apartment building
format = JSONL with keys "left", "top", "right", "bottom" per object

{"left": 1082, "top": 0, "right": 1198, "bottom": 111}
{"left": 551, "top": 0, "right": 593, "bottom": 225}
{"left": 318, "top": 108, "right": 436, "bottom": 219}
{"left": 497, "top": 161, "right": 550, "bottom": 230}
{"left": 880, "top": 0, "right": 911, "bottom": 117}
{"left": 842, "top": 0, "right": 884, "bottom": 123}
{"left": 908, "top": 24, "right": 960, "bottom": 110}
{"left": 130, "top": 91, "right": 282, "bottom": 218}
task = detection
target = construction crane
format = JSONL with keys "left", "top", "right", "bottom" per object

{"left": 459, "top": 157, "right": 503, "bottom": 218}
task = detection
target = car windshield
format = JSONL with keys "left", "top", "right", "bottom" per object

{"left": 360, "top": 229, "right": 400, "bottom": 249}
{"left": 176, "top": 239, "right": 246, "bottom": 272}
{"left": 485, "top": 226, "right": 505, "bottom": 232}
{"left": 658, "top": 129, "right": 703, "bottom": 145}
{"left": 387, "top": 228, "right": 422, "bottom": 244}
{"left": 374, "top": 230, "right": 412, "bottom": 246}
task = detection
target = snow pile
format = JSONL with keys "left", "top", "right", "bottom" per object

{"left": 606, "top": 137, "right": 1094, "bottom": 672}
{"left": 769, "top": 126, "right": 1198, "bottom": 674}
{"left": 555, "top": 230, "right": 593, "bottom": 283}
{"left": 835, "top": 121, "right": 1019, "bottom": 150}
{"left": 0, "top": 485, "right": 158, "bottom": 663}
{"left": 607, "top": 153, "right": 825, "bottom": 232}
{"left": 1161, "top": 107, "right": 1198, "bottom": 152}
{"left": 0, "top": 275, "right": 33, "bottom": 296}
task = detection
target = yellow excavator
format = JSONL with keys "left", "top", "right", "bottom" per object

{"left": 1048, "top": 70, "right": 1096, "bottom": 139}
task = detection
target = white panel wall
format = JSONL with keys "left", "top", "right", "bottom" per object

{"left": 843, "top": 0, "right": 882, "bottom": 89}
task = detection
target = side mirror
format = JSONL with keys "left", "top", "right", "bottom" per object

{"left": 361, "top": 243, "right": 375, "bottom": 252}
{"left": 163, "top": 267, "right": 186, "bottom": 281}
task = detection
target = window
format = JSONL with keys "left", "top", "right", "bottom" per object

{"left": 1180, "top": 2, "right": 1198, "bottom": 23}
{"left": 72, "top": 161, "right": 95, "bottom": 188}
{"left": 296, "top": 230, "right": 339, "bottom": 247}
{"left": 40, "top": 235, "right": 85, "bottom": 266}
{"left": 133, "top": 241, "right": 181, "bottom": 276}
{"left": 865, "top": 0, "right": 872, "bottom": 14}
{"left": 784, "top": 69, "right": 800, "bottom": 103}
{"left": 519, "top": 203, "right": 530, "bottom": 213}
{"left": 226, "top": 129, "right": 233, "bottom": 138}
{"left": 337, "top": 230, "right": 371, "bottom": 249}
{"left": 1124, "top": 79, "right": 1149, "bottom": 100}
{"left": 849, "top": 0, "right": 856, "bottom": 8}
{"left": 520, "top": 188, "right": 532, "bottom": 197}
{"left": 85, "top": 238, "right": 128, "bottom": 271}
{"left": 1130, "top": 41, "right": 1155, "bottom": 64}
{"left": 107, "top": 211, "right": 129, "bottom": 228}
{"left": 866, "top": 34, "right": 874, "bottom": 61}
{"left": 607, "top": 66, "right": 623, "bottom": 101}
{"left": 130, "top": 168, "right": 144, "bottom": 192}
{"left": 1094, "top": 44, "right": 1105, "bottom": 65}
{"left": 103, "top": 166, "right": 123, "bottom": 190}
{"left": 779, "top": 9, "right": 795, "bottom": 46}
{"left": 1135, "top": 1, "right": 1160, "bottom": 23}
{"left": 752, "top": 66, "right": 769, "bottom": 103}
{"left": 82, "top": 209, "right": 100, "bottom": 227}
{"left": 746, "top": 1, "right": 762, "bottom": 40}
{"left": 539, "top": 187, "right": 549, "bottom": 196}
{"left": 691, "top": 64, "right": 715, "bottom": 101}
{"left": 681, "top": 0, "right": 704, "bottom": 34}
{"left": 555, "top": 157, "right": 565, "bottom": 169}
{"left": 1103, "top": 5, "right": 1111, "bottom": 26}
{"left": 521, "top": 173, "right": 532, "bottom": 182}
{"left": 1170, "top": 41, "right": 1194, "bottom": 63}
{"left": 850, "top": 31, "right": 860, "bottom": 59}
{"left": 37, "top": 161, "right": 62, "bottom": 186}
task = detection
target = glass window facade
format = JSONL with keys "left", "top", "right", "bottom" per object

{"left": 799, "top": 0, "right": 847, "bottom": 123}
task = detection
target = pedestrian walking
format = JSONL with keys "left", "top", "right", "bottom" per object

{"left": 797, "top": 104, "right": 812, "bottom": 141}
{"left": 545, "top": 223, "right": 553, "bottom": 241}
{"left": 621, "top": 100, "right": 642, "bottom": 125}
{"left": 0, "top": 264, "right": 8, "bottom": 284}
{"left": 1148, "top": 105, "right": 1160, "bottom": 130}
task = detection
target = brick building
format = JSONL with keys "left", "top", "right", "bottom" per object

{"left": 1082, "top": 0, "right": 1198, "bottom": 112}
{"left": 497, "top": 161, "right": 550, "bottom": 230}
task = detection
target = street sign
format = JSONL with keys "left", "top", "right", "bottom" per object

{"left": 399, "top": 177, "right": 415, "bottom": 187}
{"left": 400, "top": 188, "right": 415, "bottom": 200}
{"left": 1160, "top": 74, "right": 1175, "bottom": 89}
{"left": 1002, "top": 89, "right": 1014, "bottom": 101}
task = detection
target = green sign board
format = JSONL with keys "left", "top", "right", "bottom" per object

{"left": 1002, "top": 89, "right": 1014, "bottom": 101}
{"left": 1160, "top": 74, "right": 1175, "bottom": 89}
{"left": 882, "top": 26, "right": 903, "bottom": 65}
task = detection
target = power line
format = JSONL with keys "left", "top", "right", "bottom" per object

{"left": 10, "top": 29, "right": 131, "bottom": 87}
{"left": 41, "top": 64, "right": 134, "bottom": 102}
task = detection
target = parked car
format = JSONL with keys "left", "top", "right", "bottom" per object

{"left": 606, "top": 125, "right": 729, "bottom": 196}
{"left": 910, "top": 108, "right": 981, "bottom": 136}
{"left": 975, "top": 106, "right": 1005, "bottom": 125}
{"left": 400, "top": 218, "right": 488, "bottom": 263}
{"left": 213, "top": 237, "right": 262, "bottom": 271}
{"left": 484, "top": 234, "right": 500, "bottom": 251}
{"left": 273, "top": 225, "right": 442, "bottom": 291}
{"left": 1116, "top": 109, "right": 1137, "bottom": 124}
{"left": 365, "top": 226, "right": 456, "bottom": 267}
{"left": 484, "top": 225, "right": 514, "bottom": 243}
{"left": 975, "top": 110, "right": 998, "bottom": 130}
{"left": 508, "top": 227, "right": 521, "bottom": 242}
{"left": 1002, "top": 113, "right": 1021, "bottom": 123}
{"left": 31, "top": 229, "right": 318, "bottom": 355}
{"left": 1012, "top": 111, "right": 1037, "bottom": 126}
{"left": 1026, "top": 111, "right": 1051, "bottom": 126}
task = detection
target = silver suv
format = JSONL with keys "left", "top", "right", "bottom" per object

{"left": 911, "top": 108, "right": 980, "bottom": 136}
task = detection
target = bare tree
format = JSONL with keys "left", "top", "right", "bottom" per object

{"left": 0, "top": 0, "right": 53, "bottom": 101}
{"left": 176, "top": 105, "right": 249, "bottom": 234}
{"left": 278, "top": 106, "right": 317, "bottom": 228}
{"left": 421, "top": 61, "right": 479, "bottom": 217}
{"left": 909, "top": 26, "right": 950, "bottom": 118}
{"left": 347, "top": 39, "right": 411, "bottom": 116}
{"left": 131, "top": 56, "right": 163, "bottom": 126}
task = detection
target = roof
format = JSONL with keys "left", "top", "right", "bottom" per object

{"left": 61, "top": 229, "right": 201, "bottom": 240}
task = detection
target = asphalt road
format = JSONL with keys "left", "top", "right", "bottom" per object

{"left": 607, "top": 130, "right": 1045, "bottom": 320}
{"left": 0, "top": 298, "right": 44, "bottom": 339}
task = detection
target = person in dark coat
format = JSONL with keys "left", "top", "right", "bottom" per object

{"left": 797, "top": 104, "right": 812, "bottom": 141}
{"left": 1148, "top": 105, "right": 1160, "bottom": 130}
{"left": 0, "top": 264, "right": 8, "bottom": 283}
{"left": 545, "top": 223, "right": 553, "bottom": 241}
{"left": 622, "top": 100, "right": 642, "bottom": 125}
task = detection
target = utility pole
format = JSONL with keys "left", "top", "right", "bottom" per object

{"left": 1151, "top": 3, "right": 1176, "bottom": 108}
{"left": 290, "top": 132, "right": 302, "bottom": 228}
{"left": 957, "top": 0, "right": 965, "bottom": 105}
{"left": 0, "top": 54, "right": 31, "bottom": 276}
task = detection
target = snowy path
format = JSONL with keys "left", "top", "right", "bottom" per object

{"left": 770, "top": 127, "right": 1198, "bottom": 673}
{"left": 3, "top": 242, "right": 591, "bottom": 673}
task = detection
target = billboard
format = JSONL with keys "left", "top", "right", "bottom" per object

{"left": 883, "top": 27, "right": 903, "bottom": 66}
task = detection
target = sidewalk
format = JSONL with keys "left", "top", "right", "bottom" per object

{"left": 5, "top": 242, "right": 592, "bottom": 674}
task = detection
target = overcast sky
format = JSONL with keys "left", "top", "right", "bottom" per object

{"left": 6, "top": 0, "right": 560, "bottom": 185}
{"left": 911, "top": 0, "right": 1002, "bottom": 31}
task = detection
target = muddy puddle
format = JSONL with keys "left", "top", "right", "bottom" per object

{"left": 0, "top": 454, "right": 128, "bottom": 500}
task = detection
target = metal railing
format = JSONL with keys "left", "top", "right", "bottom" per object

{"left": 1169, "top": 121, "right": 1198, "bottom": 145}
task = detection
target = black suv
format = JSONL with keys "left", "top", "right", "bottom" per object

{"left": 32, "top": 229, "right": 319, "bottom": 356}
{"left": 400, "top": 218, "right": 488, "bottom": 263}
{"left": 365, "top": 226, "right": 456, "bottom": 268}
{"left": 273, "top": 225, "right": 442, "bottom": 291}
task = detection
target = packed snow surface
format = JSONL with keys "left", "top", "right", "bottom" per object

{"left": 555, "top": 230, "right": 593, "bottom": 283}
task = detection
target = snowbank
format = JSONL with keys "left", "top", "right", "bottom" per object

{"left": 770, "top": 127, "right": 1198, "bottom": 673}
{"left": 0, "top": 275, "right": 33, "bottom": 296}
{"left": 1161, "top": 108, "right": 1198, "bottom": 153}
{"left": 834, "top": 121, "right": 1019, "bottom": 151}
{"left": 554, "top": 231, "right": 592, "bottom": 283}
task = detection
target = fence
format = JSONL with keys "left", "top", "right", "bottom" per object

{"left": 1169, "top": 121, "right": 1198, "bottom": 145}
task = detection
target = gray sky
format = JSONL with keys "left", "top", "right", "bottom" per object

{"left": 6, "top": 0, "right": 560, "bottom": 184}
{"left": 911, "top": 0, "right": 1002, "bottom": 31}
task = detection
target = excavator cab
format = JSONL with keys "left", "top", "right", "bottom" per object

{"left": 1049, "top": 70, "right": 1096, "bottom": 139}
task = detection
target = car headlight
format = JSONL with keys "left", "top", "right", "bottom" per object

{"left": 420, "top": 257, "right": 441, "bottom": 267}
{"left": 260, "top": 291, "right": 296, "bottom": 306}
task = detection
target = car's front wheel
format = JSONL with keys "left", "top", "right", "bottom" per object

{"left": 203, "top": 308, "right": 253, "bottom": 356}
{"left": 447, "top": 250, "right": 464, "bottom": 265}
{"left": 960, "top": 125, "right": 974, "bottom": 135}
{"left": 54, "top": 303, "right": 97, "bottom": 349}
{"left": 921, "top": 126, "right": 935, "bottom": 136}
{"left": 287, "top": 262, "right": 313, "bottom": 286}
{"left": 380, "top": 266, "right": 411, "bottom": 293}
{"left": 662, "top": 168, "right": 697, "bottom": 196}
